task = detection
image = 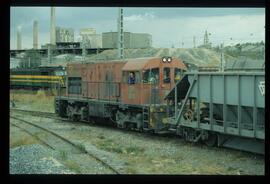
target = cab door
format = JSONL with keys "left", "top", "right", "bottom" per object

{"left": 121, "top": 71, "right": 143, "bottom": 105}
{"left": 159, "top": 67, "right": 172, "bottom": 103}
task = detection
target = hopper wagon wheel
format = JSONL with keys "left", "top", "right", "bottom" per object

{"left": 183, "top": 109, "right": 194, "bottom": 121}
{"left": 204, "top": 132, "right": 217, "bottom": 147}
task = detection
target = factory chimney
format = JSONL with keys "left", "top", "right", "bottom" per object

{"left": 50, "top": 7, "right": 56, "bottom": 45}
{"left": 33, "top": 20, "right": 38, "bottom": 49}
{"left": 17, "top": 26, "right": 22, "bottom": 50}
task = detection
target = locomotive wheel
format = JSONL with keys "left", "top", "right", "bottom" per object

{"left": 204, "top": 133, "right": 217, "bottom": 147}
{"left": 184, "top": 109, "right": 194, "bottom": 121}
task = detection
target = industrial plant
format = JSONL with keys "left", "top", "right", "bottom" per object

{"left": 9, "top": 7, "right": 265, "bottom": 175}
{"left": 11, "top": 7, "right": 152, "bottom": 59}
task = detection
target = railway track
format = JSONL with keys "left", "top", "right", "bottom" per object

{"left": 10, "top": 108, "right": 57, "bottom": 118}
{"left": 10, "top": 115, "right": 121, "bottom": 174}
{"left": 11, "top": 108, "right": 260, "bottom": 155}
{"left": 10, "top": 108, "right": 166, "bottom": 139}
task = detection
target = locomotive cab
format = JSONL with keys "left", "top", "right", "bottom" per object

{"left": 121, "top": 57, "right": 187, "bottom": 105}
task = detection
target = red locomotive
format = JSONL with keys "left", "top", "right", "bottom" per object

{"left": 55, "top": 57, "right": 187, "bottom": 132}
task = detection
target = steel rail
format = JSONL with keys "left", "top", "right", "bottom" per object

{"left": 10, "top": 115, "right": 120, "bottom": 174}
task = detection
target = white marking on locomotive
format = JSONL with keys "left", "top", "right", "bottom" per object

{"left": 258, "top": 81, "right": 265, "bottom": 96}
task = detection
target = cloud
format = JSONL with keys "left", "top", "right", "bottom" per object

{"left": 10, "top": 7, "right": 265, "bottom": 49}
{"left": 124, "top": 14, "right": 265, "bottom": 48}
{"left": 124, "top": 12, "right": 156, "bottom": 21}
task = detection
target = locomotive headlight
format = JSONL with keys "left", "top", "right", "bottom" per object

{"left": 162, "top": 57, "right": 167, "bottom": 63}
{"left": 162, "top": 57, "right": 172, "bottom": 63}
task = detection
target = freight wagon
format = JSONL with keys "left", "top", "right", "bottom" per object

{"left": 165, "top": 72, "right": 265, "bottom": 154}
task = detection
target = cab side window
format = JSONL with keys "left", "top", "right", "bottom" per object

{"left": 128, "top": 72, "right": 135, "bottom": 85}
{"left": 163, "top": 67, "right": 170, "bottom": 83}
{"left": 174, "top": 68, "right": 182, "bottom": 82}
{"left": 143, "top": 68, "right": 159, "bottom": 84}
{"left": 123, "top": 71, "right": 140, "bottom": 85}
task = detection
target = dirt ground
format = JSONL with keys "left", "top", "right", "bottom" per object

{"left": 9, "top": 90, "right": 265, "bottom": 175}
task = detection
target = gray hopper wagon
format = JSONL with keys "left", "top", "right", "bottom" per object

{"left": 165, "top": 72, "right": 265, "bottom": 154}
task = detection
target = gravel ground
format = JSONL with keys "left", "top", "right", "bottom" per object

{"left": 10, "top": 144, "right": 75, "bottom": 174}
{"left": 10, "top": 113, "right": 121, "bottom": 174}
{"left": 47, "top": 118, "right": 265, "bottom": 175}
{"left": 10, "top": 94, "right": 265, "bottom": 175}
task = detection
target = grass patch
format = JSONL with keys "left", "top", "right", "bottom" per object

{"left": 98, "top": 139, "right": 123, "bottom": 154}
{"left": 10, "top": 128, "right": 41, "bottom": 148}
{"left": 227, "top": 166, "right": 237, "bottom": 172}
{"left": 97, "top": 134, "right": 105, "bottom": 139}
{"left": 10, "top": 89, "right": 55, "bottom": 112}
{"left": 10, "top": 136, "right": 40, "bottom": 148}
{"left": 59, "top": 150, "right": 68, "bottom": 161}
{"left": 64, "top": 160, "right": 82, "bottom": 174}
{"left": 125, "top": 166, "right": 137, "bottom": 174}
{"left": 97, "top": 139, "right": 145, "bottom": 155}
{"left": 125, "top": 146, "right": 145, "bottom": 154}
{"left": 76, "top": 143, "right": 87, "bottom": 153}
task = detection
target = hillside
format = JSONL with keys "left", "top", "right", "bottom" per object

{"left": 88, "top": 48, "right": 235, "bottom": 67}
{"left": 10, "top": 42, "right": 265, "bottom": 69}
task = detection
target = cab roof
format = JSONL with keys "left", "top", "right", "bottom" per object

{"left": 122, "top": 57, "right": 187, "bottom": 71}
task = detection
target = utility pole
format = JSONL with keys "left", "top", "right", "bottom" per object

{"left": 118, "top": 8, "right": 124, "bottom": 59}
{"left": 193, "top": 36, "right": 196, "bottom": 48}
{"left": 219, "top": 43, "right": 225, "bottom": 72}
{"left": 82, "top": 40, "right": 86, "bottom": 63}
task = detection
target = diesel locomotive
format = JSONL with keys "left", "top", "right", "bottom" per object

{"left": 55, "top": 57, "right": 265, "bottom": 154}
{"left": 55, "top": 57, "right": 186, "bottom": 132}
{"left": 10, "top": 66, "right": 66, "bottom": 89}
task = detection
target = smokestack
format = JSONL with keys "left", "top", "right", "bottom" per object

{"left": 33, "top": 20, "right": 38, "bottom": 49}
{"left": 50, "top": 7, "right": 56, "bottom": 45}
{"left": 17, "top": 26, "right": 22, "bottom": 50}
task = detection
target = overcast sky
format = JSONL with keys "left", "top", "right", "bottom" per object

{"left": 10, "top": 7, "right": 265, "bottom": 49}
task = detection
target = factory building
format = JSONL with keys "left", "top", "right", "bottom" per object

{"left": 80, "top": 28, "right": 96, "bottom": 35}
{"left": 102, "top": 32, "right": 152, "bottom": 49}
{"left": 55, "top": 27, "right": 74, "bottom": 43}
{"left": 79, "top": 28, "right": 102, "bottom": 48}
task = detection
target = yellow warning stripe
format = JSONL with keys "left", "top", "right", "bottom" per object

{"left": 10, "top": 75, "right": 63, "bottom": 79}
{"left": 10, "top": 79, "right": 63, "bottom": 84}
